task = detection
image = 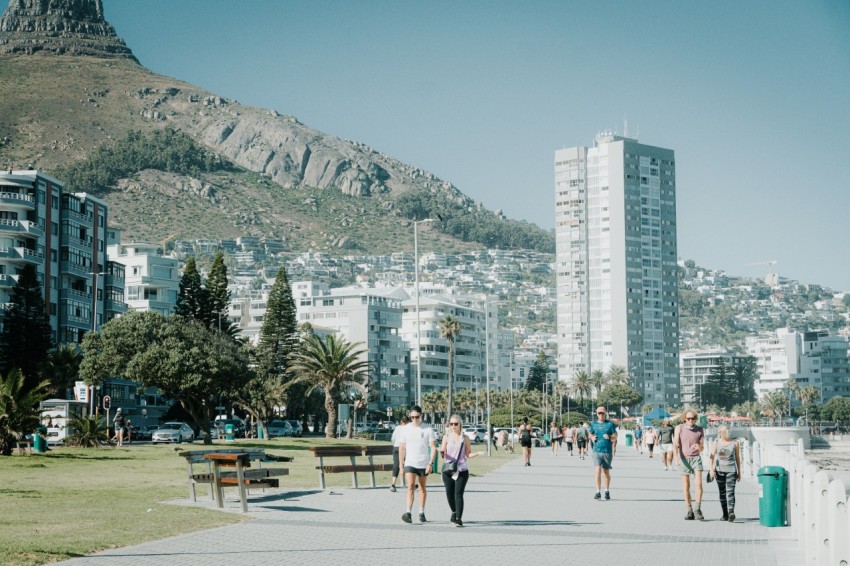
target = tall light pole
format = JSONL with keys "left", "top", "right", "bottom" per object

{"left": 413, "top": 218, "right": 433, "bottom": 407}
{"left": 510, "top": 352, "right": 515, "bottom": 450}
{"left": 88, "top": 270, "right": 107, "bottom": 416}
{"left": 484, "top": 295, "right": 491, "bottom": 457}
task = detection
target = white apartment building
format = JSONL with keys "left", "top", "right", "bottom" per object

{"left": 106, "top": 232, "right": 179, "bottom": 315}
{"left": 746, "top": 328, "right": 801, "bottom": 398}
{"left": 295, "top": 284, "right": 412, "bottom": 410}
{"left": 555, "top": 133, "right": 680, "bottom": 409}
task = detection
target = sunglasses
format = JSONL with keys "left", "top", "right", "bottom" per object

{"left": 449, "top": 422, "right": 460, "bottom": 426}
{"left": 596, "top": 412, "right": 605, "bottom": 415}
{"left": 686, "top": 417, "right": 696, "bottom": 421}
{"left": 410, "top": 415, "right": 421, "bottom": 419}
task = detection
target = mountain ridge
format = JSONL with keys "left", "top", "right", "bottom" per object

{"left": 0, "top": 0, "right": 553, "bottom": 254}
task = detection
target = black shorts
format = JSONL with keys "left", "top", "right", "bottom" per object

{"left": 577, "top": 439, "right": 587, "bottom": 448}
{"left": 520, "top": 438, "right": 532, "bottom": 448}
{"left": 404, "top": 466, "right": 429, "bottom": 476}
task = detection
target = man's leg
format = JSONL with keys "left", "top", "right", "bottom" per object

{"left": 694, "top": 471, "right": 703, "bottom": 508}
{"left": 418, "top": 474, "right": 428, "bottom": 509}
{"left": 602, "top": 468, "right": 611, "bottom": 491}
{"left": 682, "top": 474, "right": 692, "bottom": 508}
{"left": 405, "top": 472, "right": 416, "bottom": 510}
{"left": 594, "top": 462, "right": 602, "bottom": 497}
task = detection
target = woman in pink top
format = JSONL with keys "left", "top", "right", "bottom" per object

{"left": 440, "top": 414, "right": 478, "bottom": 527}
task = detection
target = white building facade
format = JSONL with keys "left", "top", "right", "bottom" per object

{"left": 555, "top": 133, "right": 680, "bottom": 409}
{"left": 106, "top": 233, "right": 179, "bottom": 315}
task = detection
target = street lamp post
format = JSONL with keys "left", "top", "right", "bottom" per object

{"left": 484, "top": 295, "right": 491, "bottom": 457}
{"left": 413, "top": 218, "right": 433, "bottom": 407}
{"left": 88, "top": 270, "right": 107, "bottom": 415}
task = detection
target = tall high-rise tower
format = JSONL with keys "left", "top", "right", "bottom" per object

{"left": 555, "top": 132, "right": 680, "bottom": 410}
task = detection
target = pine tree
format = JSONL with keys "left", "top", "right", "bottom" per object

{"left": 175, "top": 257, "right": 207, "bottom": 322}
{"left": 205, "top": 251, "right": 232, "bottom": 334}
{"left": 0, "top": 264, "right": 54, "bottom": 391}
{"left": 257, "top": 267, "right": 298, "bottom": 374}
{"left": 525, "top": 350, "right": 550, "bottom": 392}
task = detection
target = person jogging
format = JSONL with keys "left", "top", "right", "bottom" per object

{"left": 589, "top": 406, "right": 617, "bottom": 500}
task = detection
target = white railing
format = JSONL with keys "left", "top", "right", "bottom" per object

{"left": 752, "top": 438, "right": 850, "bottom": 565}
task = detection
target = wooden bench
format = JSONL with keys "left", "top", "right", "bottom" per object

{"left": 179, "top": 448, "right": 291, "bottom": 503}
{"left": 310, "top": 444, "right": 394, "bottom": 489}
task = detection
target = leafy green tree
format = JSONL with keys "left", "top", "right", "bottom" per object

{"left": 599, "top": 384, "right": 643, "bottom": 415}
{"left": 438, "top": 315, "right": 461, "bottom": 418}
{"left": 843, "top": 294, "right": 850, "bottom": 310}
{"left": 79, "top": 311, "right": 250, "bottom": 444}
{"left": 287, "top": 334, "right": 371, "bottom": 438}
{"left": 819, "top": 397, "right": 850, "bottom": 421}
{"left": 524, "top": 350, "right": 550, "bottom": 392}
{"left": 175, "top": 257, "right": 208, "bottom": 322}
{"left": 205, "top": 251, "right": 234, "bottom": 335}
{"left": 762, "top": 390, "right": 790, "bottom": 425}
{"left": 0, "top": 264, "right": 54, "bottom": 391}
{"left": 0, "top": 369, "right": 50, "bottom": 456}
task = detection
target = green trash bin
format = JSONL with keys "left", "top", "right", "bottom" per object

{"left": 757, "top": 466, "right": 788, "bottom": 526}
{"left": 625, "top": 433, "right": 634, "bottom": 447}
{"left": 33, "top": 426, "right": 48, "bottom": 453}
{"left": 224, "top": 423, "right": 235, "bottom": 441}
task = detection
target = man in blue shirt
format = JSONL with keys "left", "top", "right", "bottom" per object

{"left": 589, "top": 405, "right": 618, "bottom": 500}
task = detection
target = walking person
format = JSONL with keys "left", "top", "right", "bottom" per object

{"left": 112, "top": 408, "right": 126, "bottom": 447}
{"left": 389, "top": 416, "right": 409, "bottom": 492}
{"left": 657, "top": 418, "right": 676, "bottom": 471}
{"left": 674, "top": 410, "right": 706, "bottom": 520}
{"left": 398, "top": 406, "right": 437, "bottom": 524}
{"left": 709, "top": 425, "right": 742, "bottom": 522}
{"left": 440, "top": 414, "right": 482, "bottom": 527}
{"left": 550, "top": 421, "right": 561, "bottom": 455}
{"left": 634, "top": 424, "right": 643, "bottom": 453}
{"left": 644, "top": 426, "right": 656, "bottom": 458}
{"left": 576, "top": 422, "right": 589, "bottom": 460}
{"left": 519, "top": 417, "right": 533, "bottom": 466}
{"left": 589, "top": 406, "right": 617, "bottom": 500}
{"left": 564, "top": 425, "right": 574, "bottom": 456}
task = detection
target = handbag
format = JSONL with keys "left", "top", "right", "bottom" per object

{"left": 442, "top": 442, "right": 462, "bottom": 474}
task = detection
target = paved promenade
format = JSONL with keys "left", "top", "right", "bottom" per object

{"left": 57, "top": 445, "right": 802, "bottom": 566}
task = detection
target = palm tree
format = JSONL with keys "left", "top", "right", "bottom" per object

{"left": 0, "top": 369, "right": 50, "bottom": 455}
{"left": 43, "top": 344, "right": 83, "bottom": 398}
{"left": 438, "top": 315, "right": 461, "bottom": 418}
{"left": 591, "top": 369, "right": 607, "bottom": 403}
{"left": 287, "top": 334, "right": 371, "bottom": 438}
{"left": 553, "top": 379, "right": 570, "bottom": 414}
{"left": 797, "top": 386, "right": 820, "bottom": 422}
{"left": 569, "top": 371, "right": 593, "bottom": 414}
{"left": 762, "top": 390, "right": 789, "bottom": 426}
{"left": 606, "top": 365, "right": 629, "bottom": 387}
{"left": 422, "top": 390, "right": 444, "bottom": 424}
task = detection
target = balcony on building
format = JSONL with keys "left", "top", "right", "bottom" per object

{"left": 0, "top": 219, "right": 44, "bottom": 237}
{"left": 0, "top": 191, "right": 36, "bottom": 210}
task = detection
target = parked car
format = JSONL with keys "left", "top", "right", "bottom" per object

{"left": 135, "top": 425, "right": 159, "bottom": 441}
{"left": 152, "top": 422, "right": 194, "bottom": 444}
{"left": 284, "top": 420, "right": 303, "bottom": 437}
{"left": 463, "top": 425, "right": 487, "bottom": 443}
{"left": 266, "top": 419, "right": 295, "bottom": 438}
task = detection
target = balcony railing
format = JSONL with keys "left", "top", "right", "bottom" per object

{"left": 59, "top": 288, "right": 91, "bottom": 301}
{"left": 0, "top": 219, "right": 44, "bottom": 237}
{"left": 0, "top": 192, "right": 35, "bottom": 209}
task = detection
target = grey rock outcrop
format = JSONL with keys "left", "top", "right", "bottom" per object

{"left": 0, "top": 0, "right": 137, "bottom": 60}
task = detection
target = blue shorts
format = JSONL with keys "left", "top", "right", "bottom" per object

{"left": 593, "top": 452, "right": 613, "bottom": 470}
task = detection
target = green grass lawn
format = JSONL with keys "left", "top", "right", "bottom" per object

{"left": 0, "top": 437, "right": 516, "bottom": 565}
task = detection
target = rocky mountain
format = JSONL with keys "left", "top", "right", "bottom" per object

{"left": 0, "top": 0, "right": 552, "bottom": 254}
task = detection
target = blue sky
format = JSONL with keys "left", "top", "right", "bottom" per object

{"left": 104, "top": 1, "right": 850, "bottom": 291}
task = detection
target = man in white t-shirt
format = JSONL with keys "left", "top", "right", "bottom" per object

{"left": 398, "top": 405, "right": 436, "bottom": 523}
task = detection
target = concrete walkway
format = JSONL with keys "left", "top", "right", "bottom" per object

{"left": 56, "top": 445, "right": 802, "bottom": 566}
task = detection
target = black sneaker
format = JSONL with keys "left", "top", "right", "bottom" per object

{"left": 728, "top": 512, "right": 736, "bottom": 523}
{"left": 694, "top": 508, "right": 704, "bottom": 520}
{"left": 419, "top": 513, "right": 427, "bottom": 523}
{"left": 604, "top": 491, "right": 610, "bottom": 500}
{"left": 685, "top": 509, "right": 695, "bottom": 520}
{"left": 594, "top": 492, "right": 601, "bottom": 500}
{"left": 455, "top": 519, "right": 464, "bottom": 527}
{"left": 450, "top": 512, "right": 456, "bottom": 524}
{"left": 722, "top": 515, "right": 729, "bottom": 521}
{"left": 402, "top": 512, "right": 412, "bottom": 523}
{"left": 390, "top": 485, "right": 397, "bottom": 493}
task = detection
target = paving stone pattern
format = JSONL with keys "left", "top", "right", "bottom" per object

{"left": 55, "top": 446, "right": 803, "bottom": 566}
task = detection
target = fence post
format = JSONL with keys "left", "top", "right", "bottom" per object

{"left": 814, "top": 470, "right": 832, "bottom": 566}
{"left": 803, "top": 463, "right": 820, "bottom": 564}
{"left": 827, "top": 479, "right": 849, "bottom": 566}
